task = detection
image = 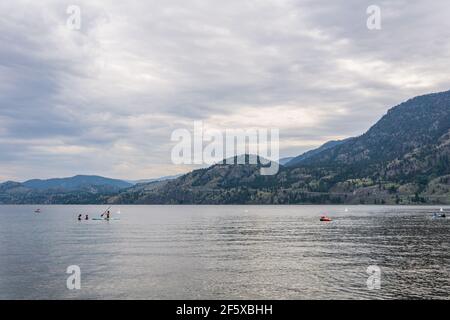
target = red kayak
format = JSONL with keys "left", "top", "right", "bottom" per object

{"left": 320, "top": 216, "right": 332, "bottom": 222}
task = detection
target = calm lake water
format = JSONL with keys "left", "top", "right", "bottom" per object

{"left": 0, "top": 205, "right": 449, "bottom": 300}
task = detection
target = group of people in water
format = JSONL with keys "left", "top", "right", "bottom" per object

{"left": 77, "top": 214, "right": 89, "bottom": 221}
{"left": 77, "top": 210, "right": 111, "bottom": 221}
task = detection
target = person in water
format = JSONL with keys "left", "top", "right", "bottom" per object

{"left": 78, "top": 214, "right": 82, "bottom": 221}
{"left": 85, "top": 214, "right": 89, "bottom": 220}
{"left": 101, "top": 210, "right": 111, "bottom": 219}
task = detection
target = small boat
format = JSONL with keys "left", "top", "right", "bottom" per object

{"left": 432, "top": 212, "right": 446, "bottom": 219}
{"left": 320, "top": 216, "right": 332, "bottom": 222}
{"left": 34, "top": 209, "right": 41, "bottom": 213}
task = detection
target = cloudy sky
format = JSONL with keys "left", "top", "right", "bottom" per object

{"left": 1, "top": 0, "right": 450, "bottom": 181}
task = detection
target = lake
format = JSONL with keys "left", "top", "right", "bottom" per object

{"left": 0, "top": 205, "right": 449, "bottom": 299}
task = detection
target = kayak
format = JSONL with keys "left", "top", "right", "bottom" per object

{"left": 320, "top": 216, "right": 332, "bottom": 222}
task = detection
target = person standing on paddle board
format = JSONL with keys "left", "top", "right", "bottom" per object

{"left": 101, "top": 210, "right": 111, "bottom": 219}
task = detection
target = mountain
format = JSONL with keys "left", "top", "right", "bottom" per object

{"left": 279, "top": 157, "right": 294, "bottom": 165}
{"left": 0, "top": 175, "right": 132, "bottom": 204}
{"left": 1, "top": 90, "right": 449, "bottom": 205}
{"left": 127, "top": 174, "right": 183, "bottom": 185}
{"left": 23, "top": 175, "right": 132, "bottom": 191}
{"left": 112, "top": 90, "right": 450, "bottom": 205}
{"left": 290, "top": 91, "right": 450, "bottom": 181}
{"left": 110, "top": 160, "right": 284, "bottom": 204}
{"left": 285, "top": 139, "right": 349, "bottom": 167}
{"left": 0, "top": 181, "right": 23, "bottom": 192}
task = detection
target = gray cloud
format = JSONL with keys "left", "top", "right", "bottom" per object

{"left": 1, "top": 0, "right": 450, "bottom": 181}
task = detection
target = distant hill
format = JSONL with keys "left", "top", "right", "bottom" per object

{"left": 0, "top": 175, "right": 132, "bottom": 204}
{"left": 110, "top": 162, "right": 283, "bottom": 204}
{"left": 127, "top": 174, "right": 183, "bottom": 185}
{"left": 23, "top": 175, "right": 132, "bottom": 190}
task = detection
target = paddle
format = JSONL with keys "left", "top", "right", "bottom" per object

{"left": 101, "top": 206, "right": 112, "bottom": 218}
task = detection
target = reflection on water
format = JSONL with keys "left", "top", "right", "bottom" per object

{"left": 0, "top": 205, "right": 449, "bottom": 299}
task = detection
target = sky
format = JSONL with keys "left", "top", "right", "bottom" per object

{"left": 1, "top": 0, "right": 450, "bottom": 181}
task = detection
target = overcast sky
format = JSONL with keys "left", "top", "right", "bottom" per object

{"left": 1, "top": 0, "right": 450, "bottom": 181}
